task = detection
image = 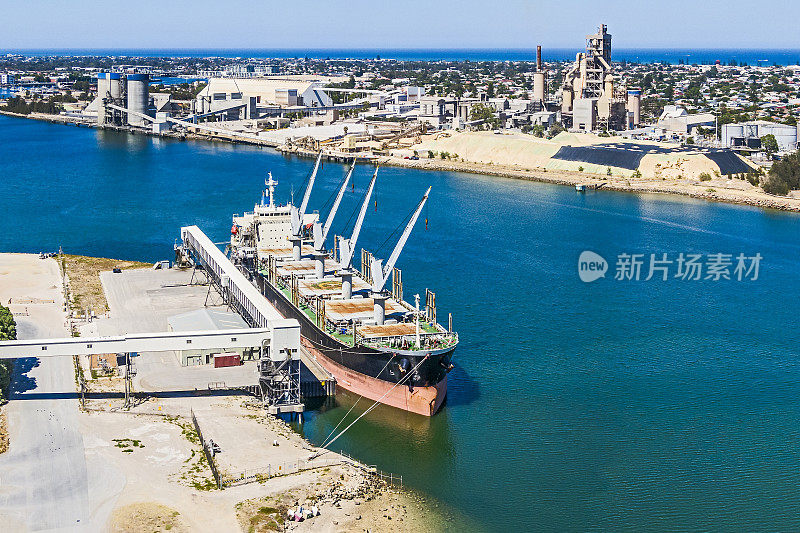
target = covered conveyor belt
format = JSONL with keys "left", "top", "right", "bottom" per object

{"left": 181, "top": 225, "right": 283, "bottom": 328}
{"left": 0, "top": 328, "right": 272, "bottom": 358}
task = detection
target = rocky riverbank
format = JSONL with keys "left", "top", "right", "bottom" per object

{"left": 380, "top": 155, "right": 800, "bottom": 213}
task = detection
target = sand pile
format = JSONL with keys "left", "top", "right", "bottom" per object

{"left": 413, "top": 131, "right": 756, "bottom": 180}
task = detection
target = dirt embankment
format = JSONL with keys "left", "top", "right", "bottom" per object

{"left": 379, "top": 155, "right": 800, "bottom": 213}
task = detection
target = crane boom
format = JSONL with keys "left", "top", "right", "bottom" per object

{"left": 291, "top": 151, "right": 323, "bottom": 236}
{"left": 318, "top": 160, "right": 354, "bottom": 249}
{"left": 300, "top": 151, "right": 322, "bottom": 215}
{"left": 338, "top": 166, "right": 377, "bottom": 269}
{"left": 370, "top": 186, "right": 430, "bottom": 293}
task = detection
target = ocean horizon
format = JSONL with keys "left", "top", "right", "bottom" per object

{"left": 4, "top": 47, "right": 800, "bottom": 65}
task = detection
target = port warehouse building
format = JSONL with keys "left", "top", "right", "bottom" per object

{"left": 194, "top": 77, "right": 334, "bottom": 117}
{"left": 167, "top": 308, "right": 253, "bottom": 366}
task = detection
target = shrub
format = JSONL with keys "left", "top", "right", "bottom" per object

{"left": 762, "top": 176, "right": 790, "bottom": 195}
{"left": 606, "top": 167, "right": 613, "bottom": 176}
{"left": 578, "top": 166, "right": 584, "bottom": 172}
{"left": 767, "top": 151, "right": 800, "bottom": 190}
{"left": 0, "top": 304, "right": 16, "bottom": 403}
{"left": 631, "top": 169, "right": 642, "bottom": 179}
{"left": 698, "top": 172, "right": 712, "bottom": 181}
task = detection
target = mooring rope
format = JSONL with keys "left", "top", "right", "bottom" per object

{"left": 310, "top": 354, "right": 429, "bottom": 459}
{"left": 319, "top": 354, "right": 396, "bottom": 449}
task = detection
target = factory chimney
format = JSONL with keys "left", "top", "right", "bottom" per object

{"left": 533, "top": 45, "right": 546, "bottom": 104}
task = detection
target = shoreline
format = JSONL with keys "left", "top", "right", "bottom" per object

{"left": 5, "top": 109, "right": 800, "bottom": 214}
{"left": 0, "top": 251, "right": 444, "bottom": 531}
{"left": 378, "top": 155, "right": 800, "bottom": 213}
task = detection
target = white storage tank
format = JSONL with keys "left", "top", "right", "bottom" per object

{"left": 96, "top": 73, "right": 110, "bottom": 125}
{"left": 126, "top": 73, "right": 149, "bottom": 127}
{"left": 108, "top": 72, "right": 122, "bottom": 100}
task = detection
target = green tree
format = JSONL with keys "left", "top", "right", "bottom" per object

{"left": 469, "top": 103, "right": 500, "bottom": 130}
{"left": 547, "top": 122, "right": 565, "bottom": 138}
{"left": 0, "top": 305, "right": 15, "bottom": 341}
{"left": 763, "top": 150, "right": 800, "bottom": 194}
{"left": 0, "top": 304, "right": 16, "bottom": 403}
{"left": 761, "top": 134, "right": 779, "bottom": 156}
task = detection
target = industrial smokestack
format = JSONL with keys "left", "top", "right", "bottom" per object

{"left": 534, "top": 46, "right": 545, "bottom": 103}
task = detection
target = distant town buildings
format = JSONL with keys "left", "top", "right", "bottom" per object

{"left": 198, "top": 64, "right": 280, "bottom": 79}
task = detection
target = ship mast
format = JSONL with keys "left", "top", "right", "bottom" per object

{"left": 289, "top": 151, "right": 323, "bottom": 260}
{"left": 337, "top": 166, "right": 377, "bottom": 298}
{"left": 313, "top": 160, "right": 354, "bottom": 278}
{"left": 370, "top": 186, "right": 431, "bottom": 325}
{"left": 265, "top": 172, "right": 277, "bottom": 208}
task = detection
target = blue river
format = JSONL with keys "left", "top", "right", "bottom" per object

{"left": 2, "top": 114, "right": 800, "bottom": 531}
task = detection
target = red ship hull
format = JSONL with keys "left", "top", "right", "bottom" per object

{"left": 302, "top": 337, "right": 448, "bottom": 417}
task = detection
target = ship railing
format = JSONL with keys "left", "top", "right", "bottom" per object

{"left": 360, "top": 331, "right": 458, "bottom": 350}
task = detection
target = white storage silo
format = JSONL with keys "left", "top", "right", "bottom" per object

{"left": 96, "top": 73, "right": 110, "bottom": 125}
{"left": 126, "top": 73, "right": 150, "bottom": 127}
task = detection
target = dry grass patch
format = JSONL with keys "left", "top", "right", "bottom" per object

{"left": 109, "top": 502, "right": 187, "bottom": 532}
{"left": 0, "top": 407, "right": 9, "bottom": 454}
{"left": 236, "top": 494, "right": 294, "bottom": 533}
{"left": 60, "top": 254, "right": 150, "bottom": 312}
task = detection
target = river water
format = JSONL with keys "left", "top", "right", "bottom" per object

{"left": 3, "top": 114, "right": 800, "bottom": 531}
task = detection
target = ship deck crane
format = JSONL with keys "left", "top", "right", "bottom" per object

{"left": 290, "top": 151, "right": 323, "bottom": 260}
{"left": 337, "top": 166, "right": 378, "bottom": 298}
{"left": 370, "top": 186, "right": 431, "bottom": 325}
{"left": 312, "top": 159, "right": 355, "bottom": 278}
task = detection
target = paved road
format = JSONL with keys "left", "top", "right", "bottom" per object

{"left": 0, "top": 256, "right": 115, "bottom": 532}
{"left": 0, "top": 322, "right": 91, "bottom": 532}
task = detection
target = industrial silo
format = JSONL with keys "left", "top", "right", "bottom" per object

{"left": 627, "top": 89, "right": 641, "bottom": 128}
{"left": 108, "top": 72, "right": 122, "bottom": 100}
{"left": 96, "top": 73, "right": 110, "bottom": 125}
{"left": 126, "top": 73, "right": 150, "bottom": 127}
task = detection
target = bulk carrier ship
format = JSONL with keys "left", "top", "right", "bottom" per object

{"left": 229, "top": 154, "right": 457, "bottom": 416}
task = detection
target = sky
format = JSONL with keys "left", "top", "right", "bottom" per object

{"left": 1, "top": 0, "right": 798, "bottom": 50}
